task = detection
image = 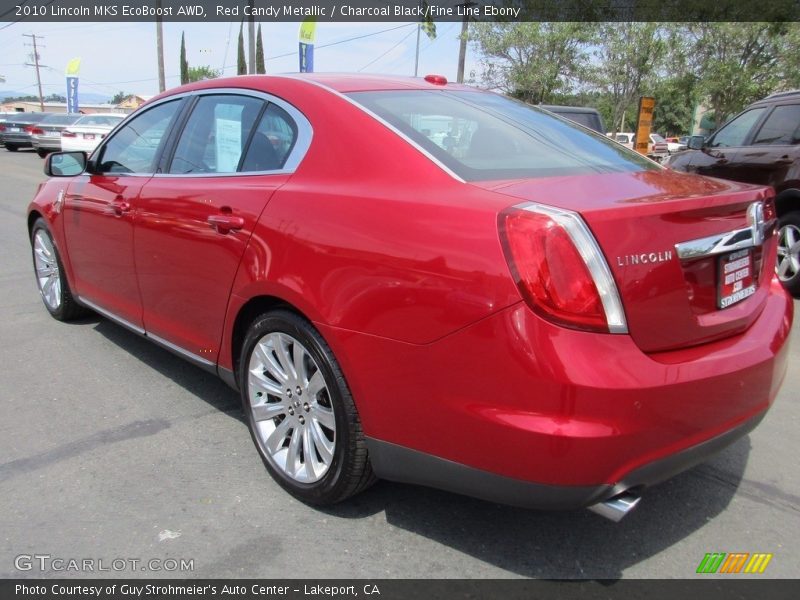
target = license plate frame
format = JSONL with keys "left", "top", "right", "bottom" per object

{"left": 717, "top": 248, "right": 756, "bottom": 309}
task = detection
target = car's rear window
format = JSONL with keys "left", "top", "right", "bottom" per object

{"left": 40, "top": 114, "right": 81, "bottom": 126}
{"left": 348, "top": 90, "right": 656, "bottom": 181}
{"left": 76, "top": 115, "right": 125, "bottom": 127}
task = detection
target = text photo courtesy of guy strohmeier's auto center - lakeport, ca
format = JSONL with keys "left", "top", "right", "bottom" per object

{"left": 0, "top": 0, "right": 799, "bottom": 597}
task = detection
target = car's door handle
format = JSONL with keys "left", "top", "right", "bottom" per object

{"left": 110, "top": 200, "right": 131, "bottom": 216}
{"left": 207, "top": 214, "right": 245, "bottom": 233}
{"left": 776, "top": 155, "right": 794, "bottom": 165}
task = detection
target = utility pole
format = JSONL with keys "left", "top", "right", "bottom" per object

{"left": 156, "top": 0, "right": 165, "bottom": 92}
{"left": 455, "top": 2, "right": 475, "bottom": 84}
{"left": 22, "top": 33, "right": 45, "bottom": 111}
{"left": 247, "top": 0, "right": 256, "bottom": 75}
{"left": 414, "top": 24, "right": 421, "bottom": 77}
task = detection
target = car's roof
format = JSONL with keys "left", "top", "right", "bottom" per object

{"left": 159, "top": 73, "right": 479, "bottom": 99}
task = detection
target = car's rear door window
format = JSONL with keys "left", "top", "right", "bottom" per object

{"left": 169, "top": 95, "right": 264, "bottom": 174}
{"left": 240, "top": 103, "right": 298, "bottom": 172}
{"left": 751, "top": 104, "right": 800, "bottom": 145}
{"left": 707, "top": 108, "right": 766, "bottom": 148}
{"left": 96, "top": 99, "right": 183, "bottom": 174}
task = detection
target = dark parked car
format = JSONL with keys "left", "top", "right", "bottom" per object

{"left": 540, "top": 105, "right": 606, "bottom": 134}
{"left": 668, "top": 90, "right": 800, "bottom": 295}
{"left": 31, "top": 113, "right": 82, "bottom": 157}
{"left": 0, "top": 112, "right": 54, "bottom": 151}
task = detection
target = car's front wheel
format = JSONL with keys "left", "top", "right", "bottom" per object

{"left": 239, "top": 310, "right": 375, "bottom": 504}
{"left": 30, "top": 219, "right": 87, "bottom": 320}
{"left": 6, "top": 144, "right": 18, "bottom": 152}
{"left": 777, "top": 212, "right": 800, "bottom": 296}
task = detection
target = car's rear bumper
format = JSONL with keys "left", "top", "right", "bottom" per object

{"left": 1, "top": 133, "right": 32, "bottom": 147}
{"left": 31, "top": 137, "right": 61, "bottom": 151}
{"left": 323, "top": 277, "right": 792, "bottom": 507}
{"left": 367, "top": 409, "right": 766, "bottom": 510}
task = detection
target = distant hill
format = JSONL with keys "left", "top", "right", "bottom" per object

{"left": 0, "top": 90, "right": 112, "bottom": 104}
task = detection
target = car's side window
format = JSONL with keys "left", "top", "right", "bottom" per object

{"left": 708, "top": 108, "right": 766, "bottom": 148}
{"left": 751, "top": 105, "right": 800, "bottom": 145}
{"left": 169, "top": 95, "right": 264, "bottom": 174}
{"left": 240, "top": 103, "right": 299, "bottom": 172}
{"left": 96, "top": 100, "right": 183, "bottom": 174}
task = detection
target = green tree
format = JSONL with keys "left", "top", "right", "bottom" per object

{"left": 237, "top": 22, "right": 247, "bottom": 75}
{"left": 591, "top": 22, "right": 667, "bottom": 134}
{"left": 180, "top": 32, "right": 189, "bottom": 85}
{"left": 686, "top": 22, "right": 799, "bottom": 127}
{"left": 256, "top": 24, "right": 266, "bottom": 74}
{"left": 110, "top": 91, "right": 130, "bottom": 105}
{"left": 469, "top": 22, "right": 598, "bottom": 104}
{"left": 187, "top": 66, "right": 221, "bottom": 82}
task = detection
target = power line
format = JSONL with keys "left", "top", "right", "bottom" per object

{"left": 359, "top": 27, "right": 418, "bottom": 72}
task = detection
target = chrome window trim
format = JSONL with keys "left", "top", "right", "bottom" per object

{"left": 91, "top": 88, "right": 312, "bottom": 179}
{"left": 154, "top": 87, "right": 312, "bottom": 178}
{"left": 285, "top": 75, "right": 466, "bottom": 183}
{"left": 675, "top": 201, "right": 773, "bottom": 260}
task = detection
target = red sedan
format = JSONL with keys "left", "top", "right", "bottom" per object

{"left": 27, "top": 74, "right": 792, "bottom": 521}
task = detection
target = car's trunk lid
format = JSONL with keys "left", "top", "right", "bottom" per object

{"left": 476, "top": 169, "right": 777, "bottom": 352}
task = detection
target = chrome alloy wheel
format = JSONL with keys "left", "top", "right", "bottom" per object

{"left": 777, "top": 223, "right": 800, "bottom": 282}
{"left": 33, "top": 230, "right": 61, "bottom": 310}
{"left": 247, "top": 332, "right": 336, "bottom": 484}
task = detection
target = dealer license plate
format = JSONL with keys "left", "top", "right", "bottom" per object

{"left": 718, "top": 249, "right": 756, "bottom": 309}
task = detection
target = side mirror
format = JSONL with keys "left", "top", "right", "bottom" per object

{"left": 688, "top": 135, "right": 705, "bottom": 150}
{"left": 44, "top": 151, "right": 87, "bottom": 177}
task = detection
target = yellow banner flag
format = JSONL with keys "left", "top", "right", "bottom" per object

{"left": 299, "top": 19, "right": 316, "bottom": 44}
{"left": 65, "top": 57, "right": 81, "bottom": 76}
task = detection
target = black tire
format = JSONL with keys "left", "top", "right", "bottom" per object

{"left": 30, "top": 218, "right": 89, "bottom": 321}
{"left": 37, "top": 148, "right": 48, "bottom": 158}
{"left": 777, "top": 211, "right": 800, "bottom": 297}
{"left": 239, "top": 309, "right": 375, "bottom": 505}
{"left": 6, "top": 144, "right": 18, "bottom": 152}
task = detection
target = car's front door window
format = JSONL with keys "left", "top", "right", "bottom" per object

{"left": 96, "top": 99, "right": 183, "bottom": 174}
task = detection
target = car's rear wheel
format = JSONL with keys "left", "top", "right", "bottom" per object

{"left": 37, "top": 149, "right": 48, "bottom": 158}
{"left": 239, "top": 310, "right": 375, "bottom": 504}
{"left": 6, "top": 144, "right": 18, "bottom": 152}
{"left": 777, "top": 212, "right": 800, "bottom": 296}
{"left": 30, "top": 219, "right": 88, "bottom": 320}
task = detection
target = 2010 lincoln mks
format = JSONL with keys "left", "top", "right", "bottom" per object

{"left": 27, "top": 74, "right": 793, "bottom": 520}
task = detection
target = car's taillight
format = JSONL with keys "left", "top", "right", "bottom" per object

{"left": 23, "top": 124, "right": 35, "bottom": 133}
{"left": 30, "top": 127, "right": 44, "bottom": 135}
{"left": 62, "top": 130, "right": 76, "bottom": 137}
{"left": 499, "top": 203, "right": 627, "bottom": 334}
{"left": 0, "top": 125, "right": 5, "bottom": 132}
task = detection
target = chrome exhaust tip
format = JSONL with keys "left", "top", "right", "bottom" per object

{"left": 588, "top": 492, "right": 641, "bottom": 522}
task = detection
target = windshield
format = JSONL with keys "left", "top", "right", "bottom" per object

{"left": 348, "top": 90, "right": 656, "bottom": 181}
{"left": 650, "top": 133, "right": 666, "bottom": 143}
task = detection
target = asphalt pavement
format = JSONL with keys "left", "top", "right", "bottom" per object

{"left": 0, "top": 148, "right": 798, "bottom": 579}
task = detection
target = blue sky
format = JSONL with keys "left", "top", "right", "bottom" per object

{"left": 0, "top": 20, "right": 480, "bottom": 99}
